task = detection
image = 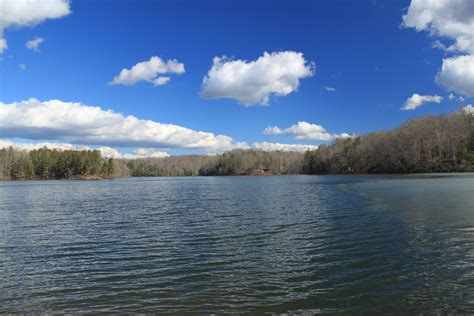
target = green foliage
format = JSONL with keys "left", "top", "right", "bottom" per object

{"left": 0, "top": 147, "right": 116, "bottom": 180}
{"left": 459, "top": 132, "right": 474, "bottom": 166}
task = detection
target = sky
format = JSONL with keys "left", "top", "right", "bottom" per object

{"left": 1, "top": 0, "right": 473, "bottom": 158}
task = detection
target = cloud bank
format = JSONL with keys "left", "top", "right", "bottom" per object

{"left": 0, "top": 99, "right": 324, "bottom": 155}
{"left": 1, "top": 139, "right": 321, "bottom": 157}
{"left": 252, "top": 142, "right": 318, "bottom": 152}
{"left": 0, "top": 98, "right": 246, "bottom": 151}
{"left": 200, "top": 51, "right": 314, "bottom": 106}
{"left": 110, "top": 56, "right": 185, "bottom": 86}
{"left": 264, "top": 121, "right": 351, "bottom": 141}
{"left": 0, "top": 140, "right": 170, "bottom": 159}
{"left": 401, "top": 93, "right": 443, "bottom": 110}
{"left": 0, "top": 0, "right": 70, "bottom": 53}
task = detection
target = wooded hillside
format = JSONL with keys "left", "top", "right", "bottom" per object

{"left": 304, "top": 111, "right": 474, "bottom": 174}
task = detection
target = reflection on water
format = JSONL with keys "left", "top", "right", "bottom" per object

{"left": 0, "top": 174, "right": 473, "bottom": 314}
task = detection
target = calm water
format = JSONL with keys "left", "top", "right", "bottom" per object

{"left": 1, "top": 174, "right": 474, "bottom": 314}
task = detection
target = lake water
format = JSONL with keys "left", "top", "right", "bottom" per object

{"left": 1, "top": 174, "right": 474, "bottom": 314}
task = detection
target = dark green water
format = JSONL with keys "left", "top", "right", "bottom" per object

{"left": 1, "top": 174, "right": 473, "bottom": 314}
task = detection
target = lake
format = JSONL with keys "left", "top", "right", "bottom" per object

{"left": 1, "top": 174, "right": 474, "bottom": 314}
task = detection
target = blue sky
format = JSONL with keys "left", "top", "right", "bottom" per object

{"left": 1, "top": 0, "right": 473, "bottom": 157}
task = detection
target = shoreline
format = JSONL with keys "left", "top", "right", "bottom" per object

{"left": 2, "top": 171, "right": 474, "bottom": 181}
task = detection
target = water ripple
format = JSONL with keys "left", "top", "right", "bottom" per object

{"left": 1, "top": 175, "right": 474, "bottom": 314}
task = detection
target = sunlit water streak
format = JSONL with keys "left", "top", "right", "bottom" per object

{"left": 1, "top": 174, "right": 473, "bottom": 314}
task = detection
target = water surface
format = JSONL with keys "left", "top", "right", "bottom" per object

{"left": 1, "top": 174, "right": 473, "bottom": 314}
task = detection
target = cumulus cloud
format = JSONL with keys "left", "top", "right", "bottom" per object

{"left": 338, "top": 133, "right": 355, "bottom": 139}
{"left": 401, "top": 93, "right": 443, "bottom": 110}
{"left": 96, "top": 147, "right": 170, "bottom": 159}
{"left": 435, "top": 55, "right": 474, "bottom": 97}
{"left": 252, "top": 142, "right": 318, "bottom": 152}
{"left": 0, "top": 139, "right": 335, "bottom": 155}
{"left": 0, "top": 0, "right": 70, "bottom": 53}
{"left": 462, "top": 104, "right": 474, "bottom": 114}
{"left": 0, "top": 139, "right": 170, "bottom": 159}
{"left": 200, "top": 51, "right": 314, "bottom": 106}
{"left": 110, "top": 56, "right": 185, "bottom": 86}
{"left": 0, "top": 140, "right": 88, "bottom": 152}
{"left": 0, "top": 98, "right": 246, "bottom": 151}
{"left": 128, "top": 148, "right": 170, "bottom": 158}
{"left": 26, "top": 37, "right": 44, "bottom": 52}
{"left": 264, "top": 121, "right": 350, "bottom": 141}
{"left": 403, "top": 0, "right": 474, "bottom": 54}
{"left": 403, "top": 1, "right": 474, "bottom": 97}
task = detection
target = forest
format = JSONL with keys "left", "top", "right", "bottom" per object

{"left": 0, "top": 147, "right": 117, "bottom": 180}
{"left": 303, "top": 110, "right": 474, "bottom": 174}
{"left": 126, "top": 150, "right": 305, "bottom": 176}
{"left": 1, "top": 111, "right": 473, "bottom": 180}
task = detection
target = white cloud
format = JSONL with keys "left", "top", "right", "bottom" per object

{"left": 263, "top": 126, "right": 283, "bottom": 135}
{"left": 448, "top": 93, "right": 464, "bottom": 102}
{"left": 152, "top": 77, "right": 170, "bottom": 86}
{"left": 432, "top": 40, "right": 450, "bottom": 52}
{"left": 264, "top": 121, "right": 350, "bottom": 141}
{"left": 0, "top": 139, "right": 335, "bottom": 156}
{"left": 110, "top": 56, "right": 185, "bottom": 86}
{"left": 401, "top": 93, "right": 443, "bottom": 110}
{"left": 200, "top": 51, "right": 314, "bottom": 106}
{"left": 252, "top": 142, "right": 318, "bottom": 152}
{"left": 462, "top": 104, "right": 474, "bottom": 114}
{"left": 403, "top": 1, "right": 474, "bottom": 98}
{"left": 435, "top": 55, "right": 474, "bottom": 97}
{"left": 0, "top": 98, "right": 246, "bottom": 151}
{"left": 18, "top": 63, "right": 26, "bottom": 71}
{"left": 338, "top": 133, "right": 355, "bottom": 139}
{"left": 321, "top": 86, "right": 336, "bottom": 92}
{"left": 403, "top": 0, "right": 474, "bottom": 54}
{"left": 0, "top": 140, "right": 88, "bottom": 152}
{"left": 0, "top": 38, "right": 6, "bottom": 52}
{"left": 26, "top": 37, "right": 44, "bottom": 52}
{"left": 0, "top": 139, "right": 170, "bottom": 159}
{"left": 128, "top": 148, "right": 170, "bottom": 158}
{"left": 0, "top": 0, "right": 70, "bottom": 53}
{"left": 96, "top": 147, "right": 170, "bottom": 159}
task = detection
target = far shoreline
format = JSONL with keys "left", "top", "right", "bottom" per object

{"left": 2, "top": 171, "right": 474, "bottom": 182}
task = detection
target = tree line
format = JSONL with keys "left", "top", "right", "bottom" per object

{"left": 303, "top": 111, "right": 474, "bottom": 174}
{"left": 125, "top": 150, "right": 304, "bottom": 176}
{"left": 1, "top": 111, "right": 473, "bottom": 180}
{"left": 0, "top": 147, "right": 116, "bottom": 180}
{"left": 127, "top": 111, "right": 474, "bottom": 175}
